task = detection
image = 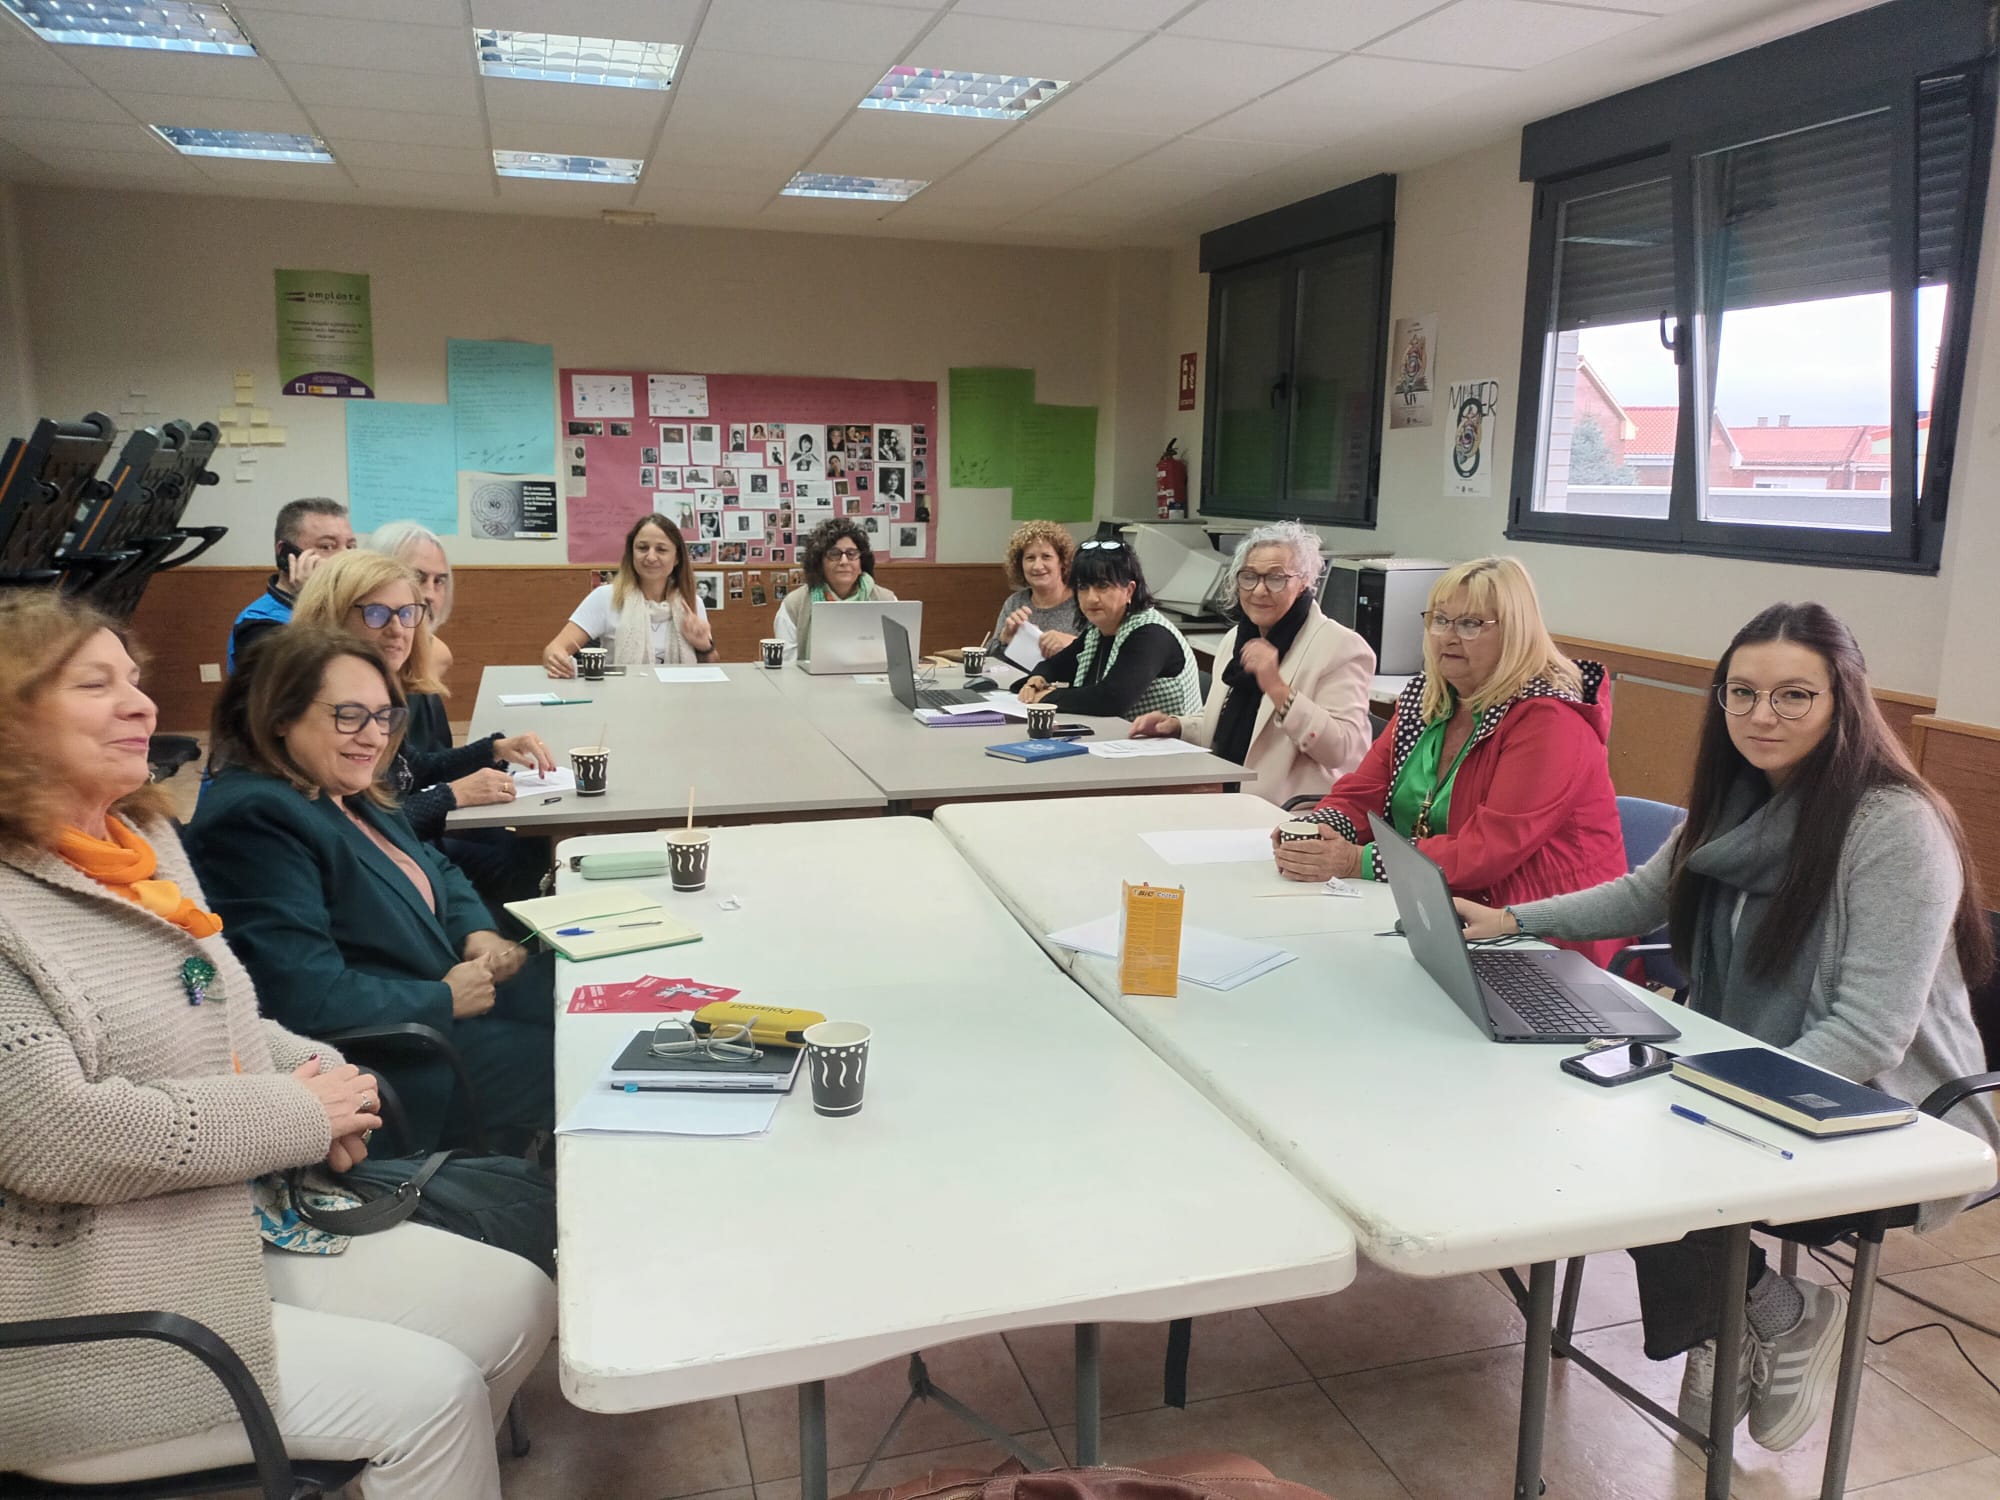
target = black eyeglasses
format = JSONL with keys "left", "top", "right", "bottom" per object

{"left": 317, "top": 701, "right": 409, "bottom": 735}
{"left": 823, "top": 546, "right": 863, "bottom": 561}
{"left": 1716, "top": 684, "right": 1823, "bottom": 720}
{"left": 353, "top": 602, "right": 423, "bottom": 630}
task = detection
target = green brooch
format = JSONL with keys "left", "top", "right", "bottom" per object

{"left": 180, "top": 955, "right": 217, "bottom": 1007}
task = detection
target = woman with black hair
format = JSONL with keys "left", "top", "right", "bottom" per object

{"left": 1457, "top": 602, "right": 1998, "bottom": 1454}
{"left": 774, "top": 518, "right": 900, "bottom": 663}
{"left": 1018, "top": 539, "right": 1201, "bottom": 721}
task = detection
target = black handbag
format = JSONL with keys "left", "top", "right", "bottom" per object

{"left": 292, "top": 1152, "right": 557, "bottom": 1278}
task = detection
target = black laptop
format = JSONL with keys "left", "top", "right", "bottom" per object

{"left": 1369, "top": 812, "right": 1681, "bottom": 1043}
{"left": 884, "top": 616, "right": 987, "bottom": 711}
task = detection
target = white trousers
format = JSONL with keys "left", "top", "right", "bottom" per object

{"left": 30, "top": 1222, "right": 557, "bottom": 1500}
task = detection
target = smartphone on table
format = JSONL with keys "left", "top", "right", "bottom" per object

{"left": 1561, "top": 1042, "right": 1676, "bottom": 1087}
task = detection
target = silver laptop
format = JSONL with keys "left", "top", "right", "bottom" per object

{"left": 883, "top": 616, "right": 987, "bottom": 710}
{"left": 801, "top": 600, "right": 923, "bottom": 675}
{"left": 1369, "top": 812, "right": 1680, "bottom": 1044}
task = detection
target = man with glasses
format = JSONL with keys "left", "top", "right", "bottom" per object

{"left": 227, "top": 497, "right": 357, "bottom": 674}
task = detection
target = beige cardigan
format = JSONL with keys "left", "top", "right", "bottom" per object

{"left": 0, "top": 820, "right": 334, "bottom": 1469}
{"left": 1178, "top": 606, "right": 1377, "bottom": 807}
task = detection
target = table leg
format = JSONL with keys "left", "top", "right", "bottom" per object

{"left": 1514, "top": 1261, "right": 1556, "bottom": 1500}
{"left": 1705, "top": 1225, "right": 1753, "bottom": 1500}
{"left": 1075, "top": 1323, "right": 1102, "bottom": 1466}
{"left": 1819, "top": 1213, "right": 1887, "bottom": 1500}
{"left": 799, "top": 1379, "right": 828, "bottom": 1500}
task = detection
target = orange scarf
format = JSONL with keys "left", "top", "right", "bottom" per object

{"left": 57, "top": 817, "right": 224, "bottom": 940}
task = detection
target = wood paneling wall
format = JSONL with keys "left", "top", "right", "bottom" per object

{"left": 1911, "top": 717, "right": 2000, "bottom": 898}
{"left": 129, "top": 563, "right": 1009, "bottom": 732}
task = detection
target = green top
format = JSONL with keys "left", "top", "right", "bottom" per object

{"left": 1360, "top": 709, "right": 1477, "bottom": 880}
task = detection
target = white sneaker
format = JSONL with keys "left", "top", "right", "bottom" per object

{"left": 1748, "top": 1279, "right": 1849, "bottom": 1451}
{"left": 1677, "top": 1324, "right": 1758, "bottom": 1433}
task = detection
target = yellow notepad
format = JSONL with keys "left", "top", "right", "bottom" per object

{"left": 1118, "top": 881, "right": 1184, "bottom": 997}
{"left": 504, "top": 886, "right": 701, "bottom": 962}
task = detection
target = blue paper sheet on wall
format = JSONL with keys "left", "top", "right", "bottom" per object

{"left": 346, "top": 400, "right": 457, "bottom": 534}
{"left": 448, "top": 338, "right": 556, "bottom": 474}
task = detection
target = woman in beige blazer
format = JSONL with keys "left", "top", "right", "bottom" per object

{"left": 1133, "top": 521, "right": 1375, "bottom": 806}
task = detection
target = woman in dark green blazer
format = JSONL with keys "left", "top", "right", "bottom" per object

{"left": 187, "top": 625, "right": 552, "bottom": 1153}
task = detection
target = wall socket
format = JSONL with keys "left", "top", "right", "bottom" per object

{"left": 198, "top": 663, "right": 221, "bottom": 683}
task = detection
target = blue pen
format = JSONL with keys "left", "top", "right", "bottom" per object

{"left": 555, "top": 925, "right": 594, "bottom": 937}
{"left": 1671, "top": 1102, "right": 1794, "bottom": 1160}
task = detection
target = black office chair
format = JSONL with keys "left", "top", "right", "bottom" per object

{"left": 0, "top": 1313, "right": 367, "bottom": 1499}
{"left": 1607, "top": 796, "right": 1689, "bottom": 994}
{"left": 0, "top": 413, "right": 117, "bottom": 591}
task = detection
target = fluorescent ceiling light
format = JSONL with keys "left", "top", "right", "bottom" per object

{"left": 782, "top": 172, "right": 928, "bottom": 202}
{"left": 494, "top": 150, "right": 643, "bottom": 184}
{"left": 859, "top": 67, "right": 1068, "bottom": 121}
{"left": 153, "top": 126, "right": 331, "bottom": 162}
{"left": 1, "top": 0, "right": 254, "bottom": 53}
{"left": 475, "top": 30, "right": 681, "bottom": 89}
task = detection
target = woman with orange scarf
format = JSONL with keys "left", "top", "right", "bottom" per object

{"left": 0, "top": 593, "right": 552, "bottom": 1496}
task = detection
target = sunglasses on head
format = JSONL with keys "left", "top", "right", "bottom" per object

{"left": 1078, "top": 539, "right": 1125, "bottom": 551}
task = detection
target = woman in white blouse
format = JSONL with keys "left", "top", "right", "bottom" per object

{"left": 542, "top": 514, "right": 716, "bottom": 677}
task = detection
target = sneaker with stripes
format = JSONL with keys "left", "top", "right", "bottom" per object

{"left": 1748, "top": 1279, "right": 1849, "bottom": 1451}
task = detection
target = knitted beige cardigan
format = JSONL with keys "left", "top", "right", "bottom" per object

{"left": 0, "top": 818, "right": 334, "bottom": 1469}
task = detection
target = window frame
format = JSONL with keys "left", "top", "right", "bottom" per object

{"left": 1507, "top": 34, "right": 1994, "bottom": 573}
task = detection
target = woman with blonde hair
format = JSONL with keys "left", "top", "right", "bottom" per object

{"left": 987, "top": 519, "right": 1082, "bottom": 663}
{"left": 541, "top": 513, "right": 714, "bottom": 676}
{"left": 0, "top": 594, "right": 552, "bottom": 1495}
{"left": 1276, "top": 555, "right": 1627, "bottom": 965}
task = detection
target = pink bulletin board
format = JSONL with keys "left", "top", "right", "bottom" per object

{"left": 560, "top": 369, "right": 938, "bottom": 567}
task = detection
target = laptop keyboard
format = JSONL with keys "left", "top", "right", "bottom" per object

{"left": 917, "top": 687, "right": 987, "bottom": 709}
{"left": 1474, "top": 953, "right": 1605, "bottom": 1035}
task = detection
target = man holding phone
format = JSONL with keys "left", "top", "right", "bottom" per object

{"left": 227, "top": 497, "right": 355, "bottom": 672}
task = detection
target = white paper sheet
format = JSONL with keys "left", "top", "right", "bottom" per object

{"left": 1045, "top": 915, "right": 1297, "bottom": 991}
{"left": 513, "top": 766, "right": 576, "bottom": 795}
{"left": 1140, "top": 828, "right": 1274, "bottom": 866}
{"left": 647, "top": 373, "right": 708, "bottom": 418}
{"left": 1085, "top": 738, "right": 1213, "bottom": 759}
{"left": 1009, "top": 621, "right": 1048, "bottom": 671}
{"left": 653, "top": 665, "right": 730, "bottom": 683}
{"left": 498, "top": 692, "right": 569, "bottom": 706}
{"left": 556, "top": 1084, "right": 779, "bottom": 1138}
{"left": 688, "top": 423, "right": 722, "bottom": 467}
{"left": 572, "top": 374, "right": 633, "bottom": 419}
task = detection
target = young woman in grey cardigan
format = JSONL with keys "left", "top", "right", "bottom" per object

{"left": 1458, "top": 602, "right": 1996, "bottom": 1456}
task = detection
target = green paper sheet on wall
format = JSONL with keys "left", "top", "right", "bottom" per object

{"left": 1011, "top": 403, "right": 1096, "bottom": 522}
{"left": 949, "top": 366, "right": 1033, "bottom": 487}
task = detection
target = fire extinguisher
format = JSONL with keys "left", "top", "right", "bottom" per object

{"left": 1156, "top": 439, "right": 1188, "bottom": 521}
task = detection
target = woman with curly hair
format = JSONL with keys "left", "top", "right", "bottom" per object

{"left": 986, "top": 519, "right": 1082, "bottom": 664}
{"left": 774, "top": 518, "right": 900, "bottom": 663}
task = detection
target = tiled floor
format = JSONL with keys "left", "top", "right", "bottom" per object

{"left": 469, "top": 1205, "right": 2000, "bottom": 1500}
{"left": 155, "top": 759, "right": 2000, "bottom": 1498}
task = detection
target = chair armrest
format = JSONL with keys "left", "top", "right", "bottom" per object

{"left": 154, "top": 525, "right": 227, "bottom": 572}
{"left": 1281, "top": 795, "right": 1321, "bottom": 812}
{"left": 1917, "top": 1071, "right": 2000, "bottom": 1119}
{"left": 321, "top": 1022, "right": 489, "bottom": 1154}
{"left": 0, "top": 1311, "right": 293, "bottom": 1499}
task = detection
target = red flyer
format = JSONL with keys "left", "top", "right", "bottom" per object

{"left": 565, "top": 977, "right": 742, "bottom": 1014}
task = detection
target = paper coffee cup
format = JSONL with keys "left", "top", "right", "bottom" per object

{"left": 570, "top": 746, "right": 610, "bottom": 796}
{"left": 1277, "top": 820, "right": 1322, "bottom": 842}
{"left": 666, "top": 827, "right": 711, "bottom": 891}
{"left": 760, "top": 638, "right": 785, "bottom": 669}
{"left": 576, "top": 645, "right": 607, "bottom": 680}
{"left": 803, "top": 1020, "right": 871, "bottom": 1117}
{"left": 962, "top": 646, "right": 987, "bottom": 676}
{"left": 1027, "top": 704, "right": 1057, "bottom": 737}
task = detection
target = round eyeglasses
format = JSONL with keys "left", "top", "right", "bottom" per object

{"left": 648, "top": 1018, "right": 763, "bottom": 1065}
{"left": 354, "top": 602, "right": 423, "bottom": 630}
{"left": 1235, "top": 569, "right": 1298, "bottom": 594}
{"left": 1716, "top": 684, "right": 1823, "bottom": 720}
{"left": 318, "top": 701, "right": 410, "bottom": 736}
{"left": 1421, "top": 611, "right": 1497, "bottom": 641}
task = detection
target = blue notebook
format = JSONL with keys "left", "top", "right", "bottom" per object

{"left": 984, "top": 739, "right": 1091, "bottom": 764}
{"left": 1672, "top": 1047, "right": 1916, "bottom": 1137}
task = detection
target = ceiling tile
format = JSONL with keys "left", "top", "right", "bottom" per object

{"left": 0, "top": 85, "right": 129, "bottom": 123}
{"left": 327, "top": 140, "right": 490, "bottom": 174}
{"left": 60, "top": 50, "right": 292, "bottom": 101}
{"left": 304, "top": 106, "right": 489, "bottom": 148}
{"left": 482, "top": 78, "right": 671, "bottom": 132}
{"left": 980, "top": 122, "right": 1159, "bottom": 168}
{"left": 0, "top": 139, "right": 54, "bottom": 179}
{"left": 188, "top": 156, "right": 346, "bottom": 183}
{"left": 280, "top": 63, "right": 483, "bottom": 115}
{"left": 907, "top": 14, "right": 1142, "bottom": 78}
{"left": 119, "top": 93, "right": 314, "bottom": 134}
{"left": 22, "top": 146, "right": 207, "bottom": 184}
{"left": 881, "top": 195, "right": 1038, "bottom": 231}
{"left": 234, "top": 0, "right": 466, "bottom": 20}
{"left": 663, "top": 51, "right": 883, "bottom": 149}
{"left": 694, "top": 0, "right": 933, "bottom": 66}
{"left": 1168, "top": 0, "right": 1449, "bottom": 51}
{"left": 0, "top": 42, "right": 86, "bottom": 87}
{"left": 470, "top": 0, "right": 705, "bottom": 38}
{"left": 651, "top": 126, "right": 816, "bottom": 172}
{"left": 1363, "top": 0, "right": 1652, "bottom": 70}
{"left": 628, "top": 178, "right": 775, "bottom": 217}
{"left": 933, "top": 152, "right": 1106, "bottom": 194}
{"left": 346, "top": 165, "right": 500, "bottom": 201}
{"left": 1044, "top": 34, "right": 1335, "bottom": 133}
{"left": 954, "top": 0, "right": 1185, "bottom": 25}
{"left": 0, "top": 118, "right": 165, "bottom": 154}
{"left": 639, "top": 160, "right": 780, "bottom": 196}
{"left": 1045, "top": 165, "right": 1205, "bottom": 214}
{"left": 487, "top": 117, "right": 658, "bottom": 160}
{"left": 808, "top": 108, "right": 1010, "bottom": 179}
{"left": 1194, "top": 54, "right": 1494, "bottom": 143}
{"left": 493, "top": 176, "right": 642, "bottom": 214}
{"left": 233, "top": 11, "right": 473, "bottom": 76}
{"left": 1130, "top": 134, "right": 1318, "bottom": 176}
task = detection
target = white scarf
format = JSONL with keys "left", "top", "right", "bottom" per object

{"left": 612, "top": 586, "right": 691, "bottom": 666}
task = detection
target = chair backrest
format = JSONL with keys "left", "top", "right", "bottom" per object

{"left": 1368, "top": 710, "right": 1390, "bottom": 739}
{"left": 0, "top": 412, "right": 116, "bottom": 586}
{"left": 1970, "top": 910, "right": 2000, "bottom": 1072}
{"left": 1615, "top": 795, "right": 1684, "bottom": 873}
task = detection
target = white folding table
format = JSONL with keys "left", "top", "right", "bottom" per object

{"left": 932, "top": 793, "right": 1999, "bottom": 1500}
{"left": 548, "top": 818, "right": 1356, "bottom": 1500}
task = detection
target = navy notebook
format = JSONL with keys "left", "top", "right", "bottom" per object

{"left": 984, "top": 739, "right": 1090, "bottom": 764}
{"left": 1672, "top": 1047, "right": 1916, "bottom": 1137}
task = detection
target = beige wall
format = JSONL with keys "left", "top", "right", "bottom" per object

{"left": 1187, "top": 132, "right": 1998, "bottom": 701}
{"left": 0, "top": 184, "right": 35, "bottom": 448}
{"left": 12, "top": 186, "right": 1171, "bottom": 567}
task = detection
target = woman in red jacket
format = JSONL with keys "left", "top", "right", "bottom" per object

{"left": 1274, "top": 555, "right": 1628, "bottom": 966}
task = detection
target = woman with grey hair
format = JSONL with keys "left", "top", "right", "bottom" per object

{"left": 1133, "top": 520, "right": 1376, "bottom": 804}
{"left": 368, "top": 521, "right": 457, "bottom": 688}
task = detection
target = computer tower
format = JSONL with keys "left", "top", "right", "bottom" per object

{"left": 1321, "top": 559, "right": 1453, "bottom": 675}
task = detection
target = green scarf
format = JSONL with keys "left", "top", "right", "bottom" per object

{"left": 795, "top": 572, "right": 878, "bottom": 658}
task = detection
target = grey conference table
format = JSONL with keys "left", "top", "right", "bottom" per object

{"left": 764, "top": 664, "right": 1256, "bottom": 814}
{"left": 451, "top": 663, "right": 885, "bottom": 831}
